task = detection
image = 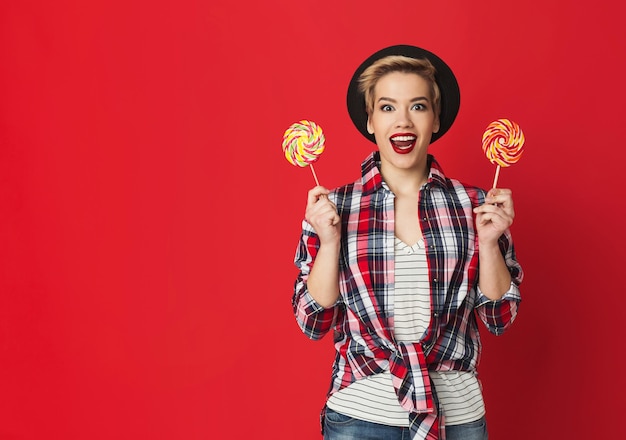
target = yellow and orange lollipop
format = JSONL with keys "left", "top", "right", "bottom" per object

{"left": 282, "top": 119, "right": 326, "bottom": 185}
{"left": 482, "top": 118, "right": 525, "bottom": 188}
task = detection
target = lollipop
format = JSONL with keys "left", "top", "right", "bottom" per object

{"left": 481, "top": 118, "right": 525, "bottom": 188}
{"left": 282, "top": 120, "right": 326, "bottom": 185}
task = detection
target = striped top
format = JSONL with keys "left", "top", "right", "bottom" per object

{"left": 326, "top": 238, "right": 484, "bottom": 426}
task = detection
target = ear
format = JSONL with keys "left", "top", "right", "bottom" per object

{"left": 432, "top": 115, "right": 440, "bottom": 134}
{"left": 367, "top": 116, "right": 374, "bottom": 135}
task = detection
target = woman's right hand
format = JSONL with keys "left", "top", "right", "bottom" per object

{"left": 304, "top": 186, "right": 342, "bottom": 307}
{"left": 305, "top": 186, "right": 341, "bottom": 245}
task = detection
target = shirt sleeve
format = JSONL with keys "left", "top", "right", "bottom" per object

{"left": 292, "top": 219, "right": 343, "bottom": 340}
{"left": 475, "top": 228, "right": 523, "bottom": 336}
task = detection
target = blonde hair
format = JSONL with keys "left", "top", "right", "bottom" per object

{"left": 358, "top": 55, "right": 441, "bottom": 117}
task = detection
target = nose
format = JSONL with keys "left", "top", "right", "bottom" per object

{"left": 395, "top": 109, "right": 413, "bottom": 128}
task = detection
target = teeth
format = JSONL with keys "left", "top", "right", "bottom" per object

{"left": 391, "top": 135, "right": 416, "bottom": 141}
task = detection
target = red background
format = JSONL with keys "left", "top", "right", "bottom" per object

{"left": 1, "top": 1, "right": 625, "bottom": 438}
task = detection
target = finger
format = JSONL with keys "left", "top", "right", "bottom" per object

{"left": 486, "top": 188, "right": 513, "bottom": 208}
{"left": 476, "top": 202, "right": 512, "bottom": 215}
{"left": 307, "top": 209, "right": 341, "bottom": 236}
{"left": 308, "top": 201, "right": 336, "bottom": 218}
{"left": 487, "top": 188, "right": 511, "bottom": 198}
{"left": 476, "top": 208, "right": 513, "bottom": 229}
{"left": 307, "top": 197, "right": 336, "bottom": 216}
{"left": 307, "top": 186, "right": 330, "bottom": 206}
{"left": 485, "top": 198, "right": 515, "bottom": 219}
{"left": 474, "top": 204, "right": 501, "bottom": 215}
{"left": 475, "top": 204, "right": 512, "bottom": 223}
{"left": 306, "top": 198, "right": 339, "bottom": 228}
{"left": 325, "top": 209, "right": 341, "bottom": 227}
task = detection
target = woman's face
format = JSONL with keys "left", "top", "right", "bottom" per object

{"left": 367, "top": 72, "right": 440, "bottom": 173}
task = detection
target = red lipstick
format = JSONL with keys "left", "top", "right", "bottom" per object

{"left": 390, "top": 133, "right": 417, "bottom": 154}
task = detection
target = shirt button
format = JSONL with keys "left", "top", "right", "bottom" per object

{"left": 433, "top": 278, "right": 438, "bottom": 283}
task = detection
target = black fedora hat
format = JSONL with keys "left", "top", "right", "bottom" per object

{"left": 346, "top": 44, "right": 460, "bottom": 144}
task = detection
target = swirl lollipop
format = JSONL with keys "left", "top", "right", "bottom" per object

{"left": 282, "top": 120, "right": 326, "bottom": 185}
{"left": 482, "top": 118, "right": 525, "bottom": 188}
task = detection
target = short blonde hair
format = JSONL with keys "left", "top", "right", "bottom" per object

{"left": 358, "top": 55, "right": 441, "bottom": 117}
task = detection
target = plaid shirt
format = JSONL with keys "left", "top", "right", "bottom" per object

{"left": 292, "top": 152, "right": 523, "bottom": 439}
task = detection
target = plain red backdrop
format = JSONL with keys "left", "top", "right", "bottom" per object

{"left": 1, "top": 0, "right": 625, "bottom": 438}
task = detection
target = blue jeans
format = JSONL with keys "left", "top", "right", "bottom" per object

{"left": 323, "top": 408, "right": 488, "bottom": 440}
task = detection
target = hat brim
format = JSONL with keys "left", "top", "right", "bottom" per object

{"left": 346, "top": 44, "right": 460, "bottom": 145}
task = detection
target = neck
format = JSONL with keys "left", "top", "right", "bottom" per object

{"left": 381, "top": 159, "right": 430, "bottom": 196}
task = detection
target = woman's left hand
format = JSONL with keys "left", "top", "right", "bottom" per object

{"left": 473, "top": 188, "right": 515, "bottom": 245}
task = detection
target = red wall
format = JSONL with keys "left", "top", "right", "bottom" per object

{"left": 1, "top": 1, "right": 625, "bottom": 438}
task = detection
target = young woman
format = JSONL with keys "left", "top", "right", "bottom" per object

{"left": 292, "top": 45, "right": 523, "bottom": 440}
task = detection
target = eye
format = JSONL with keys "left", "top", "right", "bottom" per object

{"left": 380, "top": 104, "right": 394, "bottom": 112}
{"left": 411, "top": 103, "right": 427, "bottom": 111}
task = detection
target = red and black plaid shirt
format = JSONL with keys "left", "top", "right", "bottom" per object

{"left": 293, "top": 152, "right": 523, "bottom": 439}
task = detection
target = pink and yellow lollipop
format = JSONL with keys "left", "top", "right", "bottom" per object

{"left": 482, "top": 118, "right": 525, "bottom": 188}
{"left": 282, "top": 120, "right": 325, "bottom": 185}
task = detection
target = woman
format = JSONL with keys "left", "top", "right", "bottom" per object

{"left": 292, "top": 45, "right": 523, "bottom": 440}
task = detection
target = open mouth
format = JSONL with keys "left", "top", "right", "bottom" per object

{"left": 390, "top": 134, "right": 416, "bottom": 154}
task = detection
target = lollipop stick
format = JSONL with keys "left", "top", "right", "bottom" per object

{"left": 310, "top": 164, "right": 321, "bottom": 186}
{"left": 492, "top": 165, "right": 501, "bottom": 189}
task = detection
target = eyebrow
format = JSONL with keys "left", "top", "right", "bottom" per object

{"left": 377, "top": 96, "right": 430, "bottom": 103}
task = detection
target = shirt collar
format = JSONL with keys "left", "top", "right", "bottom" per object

{"left": 360, "top": 152, "right": 449, "bottom": 196}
